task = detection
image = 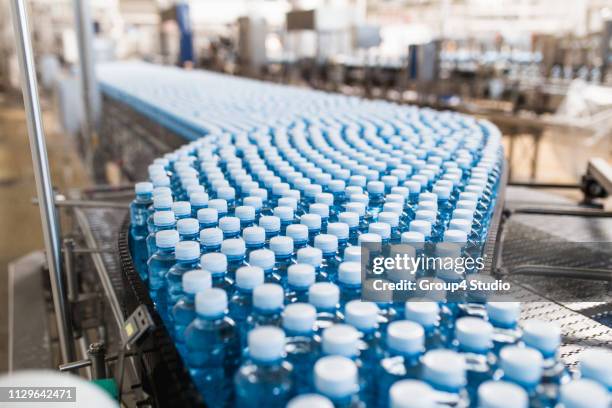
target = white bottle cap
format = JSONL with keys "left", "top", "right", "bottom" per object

{"left": 297, "top": 247, "right": 323, "bottom": 268}
{"left": 217, "top": 187, "right": 235, "bottom": 201}
{"left": 345, "top": 202, "right": 366, "bottom": 217}
{"left": 328, "top": 180, "right": 345, "bottom": 193}
{"left": 287, "top": 394, "right": 333, "bottom": 408}
{"left": 415, "top": 210, "right": 436, "bottom": 224}
{"left": 235, "top": 266, "right": 264, "bottom": 290}
{"left": 253, "top": 283, "right": 284, "bottom": 310}
{"left": 243, "top": 196, "right": 263, "bottom": 211}
{"left": 449, "top": 219, "right": 471, "bottom": 234}
{"left": 343, "top": 246, "right": 361, "bottom": 262}
{"left": 560, "top": 379, "right": 609, "bottom": 408}
{"left": 367, "top": 181, "right": 385, "bottom": 194}
{"left": 314, "top": 234, "right": 338, "bottom": 254}
{"left": 175, "top": 241, "right": 200, "bottom": 260}
{"left": 477, "top": 380, "right": 528, "bottom": 408}
{"left": 301, "top": 213, "right": 322, "bottom": 230}
{"left": 135, "top": 182, "right": 153, "bottom": 194}
{"left": 404, "top": 301, "right": 440, "bottom": 328}
{"left": 278, "top": 197, "right": 298, "bottom": 211}
{"left": 242, "top": 226, "right": 265, "bottom": 245}
{"left": 219, "top": 216, "right": 240, "bottom": 234}
{"left": 310, "top": 203, "right": 330, "bottom": 219}
{"left": 327, "top": 222, "right": 349, "bottom": 240}
{"left": 286, "top": 224, "right": 309, "bottom": 242}
{"left": 154, "top": 211, "right": 176, "bottom": 227}
{"left": 401, "top": 231, "right": 425, "bottom": 244}
{"left": 386, "top": 320, "right": 425, "bottom": 355}
{"left": 235, "top": 205, "right": 255, "bottom": 221}
{"left": 385, "top": 194, "right": 405, "bottom": 205}
{"left": 197, "top": 208, "right": 218, "bottom": 224}
{"left": 314, "top": 356, "right": 359, "bottom": 400}
{"left": 177, "top": 218, "right": 199, "bottom": 235}
{"left": 152, "top": 186, "right": 172, "bottom": 198}
{"left": 322, "top": 324, "right": 360, "bottom": 357}
{"left": 349, "top": 175, "right": 367, "bottom": 187}
{"left": 444, "top": 229, "right": 468, "bottom": 243}
{"left": 283, "top": 303, "right": 317, "bottom": 333}
{"left": 409, "top": 220, "right": 431, "bottom": 237}
{"left": 273, "top": 206, "right": 294, "bottom": 222}
{"left": 288, "top": 264, "right": 316, "bottom": 288}
{"left": 259, "top": 215, "right": 281, "bottom": 233}
{"left": 369, "top": 222, "right": 391, "bottom": 240}
{"left": 422, "top": 349, "right": 466, "bottom": 390}
{"left": 452, "top": 208, "right": 474, "bottom": 222}
{"left": 200, "top": 252, "right": 227, "bottom": 276}
{"left": 378, "top": 212, "right": 399, "bottom": 228}
{"left": 249, "top": 249, "right": 275, "bottom": 271}
{"left": 338, "top": 262, "right": 361, "bottom": 285}
{"left": 208, "top": 198, "right": 228, "bottom": 214}
{"left": 455, "top": 317, "right": 493, "bottom": 352}
{"left": 309, "top": 282, "right": 340, "bottom": 310}
{"left": 344, "top": 300, "right": 379, "bottom": 331}
{"left": 499, "top": 346, "right": 543, "bottom": 386}
{"left": 200, "top": 227, "right": 223, "bottom": 246}
{"left": 195, "top": 288, "right": 227, "bottom": 317}
{"left": 221, "top": 238, "right": 246, "bottom": 256}
{"left": 182, "top": 270, "right": 212, "bottom": 294}
{"left": 456, "top": 200, "right": 477, "bottom": 212}
{"left": 156, "top": 229, "right": 179, "bottom": 248}
{"left": 248, "top": 326, "right": 285, "bottom": 361}
{"left": 486, "top": 302, "right": 520, "bottom": 327}
{"left": 390, "top": 380, "right": 437, "bottom": 408}
{"left": 190, "top": 192, "right": 208, "bottom": 207}
{"left": 358, "top": 233, "right": 382, "bottom": 245}
{"left": 153, "top": 195, "right": 173, "bottom": 209}
{"left": 349, "top": 193, "right": 369, "bottom": 205}
{"left": 522, "top": 320, "right": 561, "bottom": 357}
{"left": 316, "top": 193, "right": 334, "bottom": 206}
{"left": 172, "top": 201, "right": 191, "bottom": 217}
{"left": 338, "top": 212, "right": 360, "bottom": 228}
{"left": 580, "top": 348, "right": 612, "bottom": 389}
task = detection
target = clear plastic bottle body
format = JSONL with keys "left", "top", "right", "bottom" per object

{"left": 172, "top": 293, "right": 196, "bottom": 357}
{"left": 234, "top": 358, "right": 295, "bottom": 408}
{"left": 284, "top": 328, "right": 319, "bottom": 394}
{"left": 165, "top": 258, "right": 200, "bottom": 320}
{"left": 147, "top": 247, "right": 175, "bottom": 311}
{"left": 377, "top": 353, "right": 422, "bottom": 408}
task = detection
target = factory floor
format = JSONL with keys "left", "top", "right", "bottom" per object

{"left": 0, "top": 93, "right": 89, "bottom": 372}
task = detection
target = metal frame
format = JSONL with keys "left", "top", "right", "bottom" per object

{"left": 9, "top": 0, "right": 75, "bottom": 363}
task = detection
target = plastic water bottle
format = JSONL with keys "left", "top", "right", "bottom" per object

{"left": 197, "top": 208, "right": 218, "bottom": 230}
{"left": 185, "top": 288, "right": 240, "bottom": 406}
{"left": 404, "top": 301, "right": 444, "bottom": 349}
{"left": 287, "top": 394, "right": 333, "bottom": 408}
{"left": 301, "top": 213, "right": 322, "bottom": 246}
{"left": 249, "top": 249, "right": 281, "bottom": 284}
{"left": 200, "top": 252, "right": 233, "bottom": 292}
{"left": 243, "top": 283, "right": 284, "bottom": 348}
{"left": 454, "top": 317, "right": 494, "bottom": 402}
{"left": 208, "top": 198, "right": 228, "bottom": 219}
{"left": 235, "top": 327, "right": 295, "bottom": 408}
{"left": 199, "top": 227, "right": 223, "bottom": 254}
{"left": 267, "top": 236, "right": 293, "bottom": 280}
{"left": 235, "top": 205, "right": 256, "bottom": 229}
{"left": 274, "top": 206, "right": 294, "bottom": 235}
{"left": 221, "top": 238, "right": 247, "bottom": 280}
{"left": 146, "top": 210, "right": 176, "bottom": 261}
{"left": 314, "top": 355, "right": 363, "bottom": 408}
{"left": 422, "top": 349, "right": 469, "bottom": 407}
{"left": 189, "top": 192, "right": 208, "bottom": 218}
{"left": 579, "top": 348, "right": 612, "bottom": 391}
{"left": 147, "top": 229, "right": 179, "bottom": 310}
{"left": 559, "top": 379, "right": 609, "bottom": 408}
{"left": 499, "top": 346, "right": 544, "bottom": 406}
{"left": 378, "top": 212, "right": 401, "bottom": 244}
{"left": 367, "top": 181, "right": 385, "bottom": 216}
{"left": 477, "top": 380, "right": 528, "bottom": 408}
{"left": 339, "top": 212, "right": 360, "bottom": 245}
{"left": 286, "top": 264, "right": 316, "bottom": 304}
{"left": 377, "top": 320, "right": 425, "bottom": 408}
{"left": 165, "top": 241, "right": 200, "bottom": 321}
{"left": 172, "top": 270, "right": 211, "bottom": 357}
{"left": 309, "top": 282, "right": 343, "bottom": 333}
{"left": 219, "top": 216, "right": 241, "bottom": 240}
{"left": 229, "top": 266, "right": 264, "bottom": 338}
{"left": 297, "top": 247, "right": 323, "bottom": 282}
{"left": 286, "top": 224, "right": 309, "bottom": 250}
{"left": 243, "top": 226, "right": 266, "bottom": 256}
{"left": 130, "top": 182, "right": 153, "bottom": 277}
{"left": 282, "top": 303, "right": 319, "bottom": 394}
{"left": 389, "top": 380, "right": 437, "bottom": 408}
{"left": 327, "top": 222, "right": 349, "bottom": 257}
{"left": 147, "top": 194, "right": 173, "bottom": 233}
{"left": 485, "top": 302, "right": 522, "bottom": 355}
{"left": 338, "top": 262, "right": 362, "bottom": 308}
{"left": 315, "top": 234, "right": 341, "bottom": 281}
{"left": 177, "top": 218, "right": 199, "bottom": 242}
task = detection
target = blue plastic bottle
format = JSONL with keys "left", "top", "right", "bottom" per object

{"left": 377, "top": 320, "right": 425, "bottom": 408}
{"left": 147, "top": 194, "right": 173, "bottom": 233}
{"left": 301, "top": 213, "right": 322, "bottom": 246}
{"left": 310, "top": 203, "right": 330, "bottom": 231}
{"left": 314, "top": 234, "right": 341, "bottom": 282}
{"left": 378, "top": 212, "right": 401, "bottom": 244}
{"left": 337, "top": 262, "right": 362, "bottom": 308}
{"left": 269, "top": 236, "right": 295, "bottom": 280}
{"left": 165, "top": 241, "right": 200, "bottom": 321}
{"left": 282, "top": 303, "right": 319, "bottom": 394}
{"left": 314, "top": 355, "right": 363, "bottom": 408}
{"left": 146, "top": 210, "right": 176, "bottom": 261}
{"left": 559, "top": 379, "right": 609, "bottom": 408}
{"left": 579, "top": 348, "right": 612, "bottom": 391}
{"left": 184, "top": 288, "right": 240, "bottom": 406}
{"left": 477, "top": 380, "right": 528, "bottom": 408}
{"left": 130, "top": 182, "right": 153, "bottom": 278}
{"left": 243, "top": 226, "right": 266, "bottom": 256}
{"left": 309, "top": 282, "right": 343, "bottom": 334}
{"left": 235, "top": 326, "right": 295, "bottom": 408}
{"left": 176, "top": 218, "right": 199, "bottom": 242}
{"left": 197, "top": 208, "right": 218, "bottom": 230}
{"left": 249, "top": 249, "right": 281, "bottom": 284}
{"left": 286, "top": 224, "right": 309, "bottom": 251}
{"left": 208, "top": 198, "right": 228, "bottom": 219}
{"left": 499, "top": 346, "right": 545, "bottom": 407}
{"left": 189, "top": 192, "right": 208, "bottom": 218}
{"left": 422, "top": 349, "right": 469, "bottom": 407}
{"left": 219, "top": 216, "right": 241, "bottom": 239}
{"left": 259, "top": 215, "right": 281, "bottom": 243}
{"left": 199, "top": 227, "right": 223, "bottom": 254}
{"left": 338, "top": 212, "right": 360, "bottom": 246}
{"left": 243, "top": 283, "right": 284, "bottom": 347}
{"left": 147, "top": 229, "right": 179, "bottom": 311}
{"left": 297, "top": 247, "right": 324, "bottom": 282}
{"left": 235, "top": 205, "right": 256, "bottom": 229}
{"left": 274, "top": 206, "right": 295, "bottom": 235}
{"left": 229, "top": 265, "right": 264, "bottom": 338}
{"left": 369, "top": 222, "right": 391, "bottom": 245}
{"left": 221, "top": 238, "right": 247, "bottom": 280}
{"left": 200, "top": 252, "right": 233, "bottom": 292}
{"left": 345, "top": 202, "right": 368, "bottom": 234}
{"left": 367, "top": 181, "right": 385, "bottom": 216}
{"left": 454, "top": 317, "right": 495, "bottom": 403}
{"left": 286, "top": 264, "right": 316, "bottom": 304}
{"left": 485, "top": 302, "right": 522, "bottom": 355}
{"left": 388, "top": 380, "right": 437, "bottom": 408}
{"left": 404, "top": 301, "right": 444, "bottom": 349}
{"left": 326, "top": 222, "right": 349, "bottom": 257}
{"left": 172, "top": 270, "right": 212, "bottom": 357}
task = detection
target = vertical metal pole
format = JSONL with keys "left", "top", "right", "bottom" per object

{"left": 9, "top": 0, "right": 75, "bottom": 363}
{"left": 73, "top": 0, "right": 98, "bottom": 172}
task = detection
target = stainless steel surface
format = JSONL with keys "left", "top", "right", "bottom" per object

{"left": 9, "top": 0, "right": 75, "bottom": 364}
